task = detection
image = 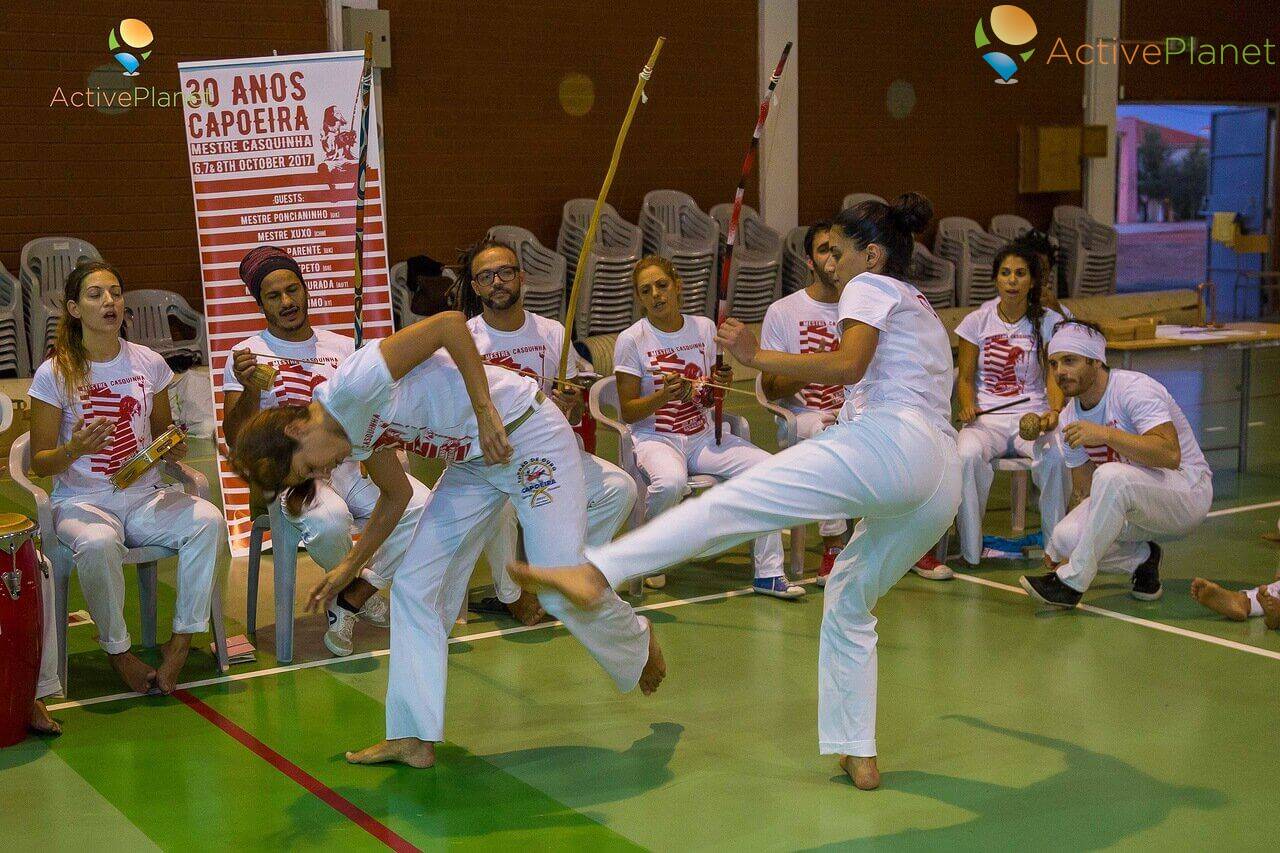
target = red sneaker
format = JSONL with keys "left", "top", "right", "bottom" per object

{"left": 911, "top": 553, "right": 954, "bottom": 581}
{"left": 817, "top": 545, "right": 840, "bottom": 587}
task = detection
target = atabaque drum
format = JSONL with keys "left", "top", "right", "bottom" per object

{"left": 0, "top": 512, "right": 41, "bottom": 747}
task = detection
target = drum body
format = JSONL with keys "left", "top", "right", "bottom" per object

{"left": 0, "top": 513, "right": 40, "bottom": 748}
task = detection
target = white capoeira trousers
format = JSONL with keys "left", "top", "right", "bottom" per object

{"left": 792, "top": 410, "right": 848, "bottom": 539}
{"left": 1049, "top": 463, "right": 1212, "bottom": 593}
{"left": 53, "top": 485, "right": 224, "bottom": 654}
{"left": 483, "top": 453, "right": 637, "bottom": 604}
{"left": 587, "top": 405, "right": 962, "bottom": 757}
{"left": 1246, "top": 580, "right": 1280, "bottom": 616}
{"left": 37, "top": 552, "right": 60, "bottom": 699}
{"left": 956, "top": 413, "right": 1070, "bottom": 564}
{"left": 384, "top": 400, "right": 649, "bottom": 742}
{"left": 280, "top": 459, "right": 430, "bottom": 591}
{"left": 633, "top": 428, "right": 785, "bottom": 579}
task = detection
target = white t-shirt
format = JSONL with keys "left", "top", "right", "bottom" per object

{"left": 466, "top": 312, "right": 578, "bottom": 393}
{"left": 836, "top": 273, "right": 955, "bottom": 436}
{"left": 1060, "top": 369, "right": 1210, "bottom": 482}
{"left": 315, "top": 340, "right": 539, "bottom": 463}
{"left": 955, "top": 299, "right": 1063, "bottom": 414}
{"left": 223, "top": 329, "right": 352, "bottom": 407}
{"left": 29, "top": 341, "right": 174, "bottom": 499}
{"left": 613, "top": 315, "right": 717, "bottom": 438}
{"left": 760, "top": 289, "right": 846, "bottom": 415}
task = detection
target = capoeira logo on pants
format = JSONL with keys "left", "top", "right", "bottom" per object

{"left": 517, "top": 457, "right": 559, "bottom": 508}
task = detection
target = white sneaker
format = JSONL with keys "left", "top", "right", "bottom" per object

{"left": 324, "top": 598, "right": 357, "bottom": 657}
{"left": 357, "top": 593, "right": 390, "bottom": 628}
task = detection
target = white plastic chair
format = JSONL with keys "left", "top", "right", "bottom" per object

{"left": 557, "top": 201, "right": 643, "bottom": 337}
{"left": 487, "top": 226, "right": 568, "bottom": 322}
{"left": 389, "top": 261, "right": 427, "bottom": 330}
{"left": 841, "top": 192, "right": 887, "bottom": 211}
{"left": 123, "top": 289, "right": 208, "bottom": 364}
{"left": 934, "top": 217, "right": 1003, "bottom": 306}
{"left": 709, "top": 203, "right": 783, "bottom": 323}
{"left": 0, "top": 263, "right": 30, "bottom": 377}
{"left": 9, "top": 433, "right": 229, "bottom": 693}
{"left": 19, "top": 237, "right": 102, "bottom": 373}
{"left": 906, "top": 242, "right": 957, "bottom": 310}
{"left": 641, "top": 191, "right": 719, "bottom": 318}
{"left": 781, "top": 226, "right": 812, "bottom": 296}
{"left": 989, "top": 214, "right": 1034, "bottom": 242}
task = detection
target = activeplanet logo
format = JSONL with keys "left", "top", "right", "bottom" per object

{"left": 108, "top": 18, "right": 153, "bottom": 76}
{"left": 975, "top": 5, "right": 1037, "bottom": 84}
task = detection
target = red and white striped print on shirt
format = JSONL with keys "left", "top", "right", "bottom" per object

{"left": 80, "top": 381, "right": 144, "bottom": 475}
{"left": 798, "top": 321, "right": 844, "bottom": 411}
{"left": 982, "top": 334, "right": 1028, "bottom": 397}
{"left": 649, "top": 349, "right": 709, "bottom": 436}
{"left": 271, "top": 361, "right": 329, "bottom": 406}
{"left": 1085, "top": 419, "right": 1122, "bottom": 465}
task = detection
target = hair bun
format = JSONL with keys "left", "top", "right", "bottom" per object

{"left": 888, "top": 192, "right": 933, "bottom": 234}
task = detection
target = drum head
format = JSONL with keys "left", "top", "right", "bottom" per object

{"left": 0, "top": 512, "right": 34, "bottom": 536}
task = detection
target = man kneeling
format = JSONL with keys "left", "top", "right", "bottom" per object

{"left": 1019, "top": 321, "right": 1212, "bottom": 608}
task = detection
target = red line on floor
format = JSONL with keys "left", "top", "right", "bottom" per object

{"left": 174, "top": 689, "right": 420, "bottom": 852}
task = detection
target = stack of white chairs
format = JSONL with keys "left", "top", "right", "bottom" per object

{"left": 934, "top": 217, "right": 1004, "bottom": 306}
{"left": 1071, "top": 217, "right": 1119, "bottom": 297}
{"left": 1050, "top": 205, "right": 1089, "bottom": 295}
{"left": 640, "top": 190, "right": 719, "bottom": 318}
{"left": 556, "top": 200, "right": 643, "bottom": 337}
{"left": 486, "top": 226, "right": 567, "bottom": 322}
{"left": 19, "top": 236, "right": 101, "bottom": 373}
{"left": 781, "top": 226, "right": 811, "bottom": 295}
{"left": 989, "top": 214, "right": 1034, "bottom": 242}
{"left": 841, "top": 192, "right": 887, "bottom": 211}
{"left": 123, "top": 289, "right": 208, "bottom": 364}
{"left": 389, "top": 261, "right": 427, "bottom": 330}
{"left": 708, "top": 203, "right": 783, "bottom": 323}
{"left": 906, "top": 242, "right": 957, "bottom": 310}
{"left": 0, "top": 264, "right": 30, "bottom": 377}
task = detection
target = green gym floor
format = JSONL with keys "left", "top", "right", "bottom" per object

{"left": 3, "top": 347, "right": 1278, "bottom": 851}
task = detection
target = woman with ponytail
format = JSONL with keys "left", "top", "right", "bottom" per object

{"left": 28, "top": 261, "right": 224, "bottom": 696}
{"left": 511, "top": 192, "right": 962, "bottom": 790}
{"left": 950, "top": 244, "right": 1069, "bottom": 568}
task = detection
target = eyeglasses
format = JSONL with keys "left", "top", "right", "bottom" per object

{"left": 474, "top": 265, "right": 518, "bottom": 287}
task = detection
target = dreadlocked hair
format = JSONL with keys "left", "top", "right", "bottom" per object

{"left": 456, "top": 237, "right": 519, "bottom": 319}
{"left": 992, "top": 244, "right": 1047, "bottom": 356}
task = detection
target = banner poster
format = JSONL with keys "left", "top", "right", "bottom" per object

{"left": 178, "top": 50, "right": 392, "bottom": 556}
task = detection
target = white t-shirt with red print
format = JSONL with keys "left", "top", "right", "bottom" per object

{"left": 29, "top": 340, "right": 174, "bottom": 500}
{"left": 1060, "top": 369, "right": 1210, "bottom": 482}
{"left": 466, "top": 312, "right": 579, "bottom": 393}
{"left": 759, "top": 289, "right": 845, "bottom": 415}
{"left": 613, "top": 315, "right": 717, "bottom": 439}
{"left": 315, "top": 340, "right": 539, "bottom": 463}
{"left": 223, "top": 329, "right": 352, "bottom": 407}
{"left": 955, "top": 299, "right": 1063, "bottom": 415}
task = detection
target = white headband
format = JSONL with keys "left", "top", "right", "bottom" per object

{"left": 1047, "top": 323, "right": 1107, "bottom": 364}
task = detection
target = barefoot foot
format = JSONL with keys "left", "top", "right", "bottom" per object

{"left": 507, "top": 590, "right": 546, "bottom": 627}
{"left": 1190, "top": 578, "right": 1249, "bottom": 621}
{"left": 108, "top": 650, "right": 157, "bottom": 694}
{"left": 345, "top": 738, "right": 435, "bottom": 768}
{"left": 29, "top": 699, "right": 62, "bottom": 736}
{"left": 507, "top": 561, "right": 610, "bottom": 609}
{"left": 155, "top": 634, "right": 193, "bottom": 694}
{"left": 1257, "top": 586, "right": 1280, "bottom": 630}
{"left": 839, "top": 754, "right": 880, "bottom": 790}
{"left": 638, "top": 618, "right": 666, "bottom": 696}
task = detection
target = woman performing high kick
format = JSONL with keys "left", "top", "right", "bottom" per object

{"left": 511, "top": 194, "right": 960, "bottom": 789}
{"left": 230, "top": 311, "right": 660, "bottom": 769}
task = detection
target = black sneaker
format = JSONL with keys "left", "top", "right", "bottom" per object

{"left": 471, "top": 595, "right": 509, "bottom": 616}
{"left": 1019, "top": 572, "right": 1083, "bottom": 608}
{"left": 1131, "top": 542, "right": 1163, "bottom": 601}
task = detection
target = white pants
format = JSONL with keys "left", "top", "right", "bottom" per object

{"left": 483, "top": 453, "right": 637, "bottom": 604}
{"left": 1246, "top": 580, "right": 1280, "bottom": 617}
{"left": 37, "top": 553, "right": 59, "bottom": 699}
{"left": 633, "top": 429, "right": 785, "bottom": 579}
{"left": 1050, "top": 463, "right": 1212, "bottom": 592}
{"left": 791, "top": 410, "right": 848, "bottom": 539}
{"left": 280, "top": 459, "right": 431, "bottom": 591}
{"left": 53, "top": 485, "right": 224, "bottom": 654}
{"left": 956, "top": 413, "right": 1070, "bottom": 564}
{"left": 587, "top": 406, "right": 961, "bottom": 757}
{"left": 383, "top": 400, "right": 649, "bottom": 741}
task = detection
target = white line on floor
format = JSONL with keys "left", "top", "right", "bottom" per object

{"left": 1248, "top": 421, "right": 1265, "bottom": 427}
{"left": 952, "top": 572, "right": 1280, "bottom": 663}
{"left": 1206, "top": 499, "right": 1280, "bottom": 518}
{"left": 45, "top": 583, "right": 789, "bottom": 712}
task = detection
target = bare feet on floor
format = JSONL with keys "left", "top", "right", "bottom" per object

{"left": 155, "top": 634, "right": 193, "bottom": 694}
{"left": 839, "top": 755, "right": 880, "bottom": 790}
{"left": 507, "top": 590, "right": 546, "bottom": 627}
{"left": 346, "top": 738, "right": 435, "bottom": 768}
{"left": 638, "top": 618, "right": 666, "bottom": 696}
{"left": 1190, "top": 578, "right": 1250, "bottom": 621}
{"left": 1258, "top": 586, "right": 1280, "bottom": 630}
{"left": 29, "top": 699, "right": 61, "bottom": 735}
{"left": 109, "top": 650, "right": 157, "bottom": 694}
{"left": 507, "top": 560, "right": 610, "bottom": 609}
